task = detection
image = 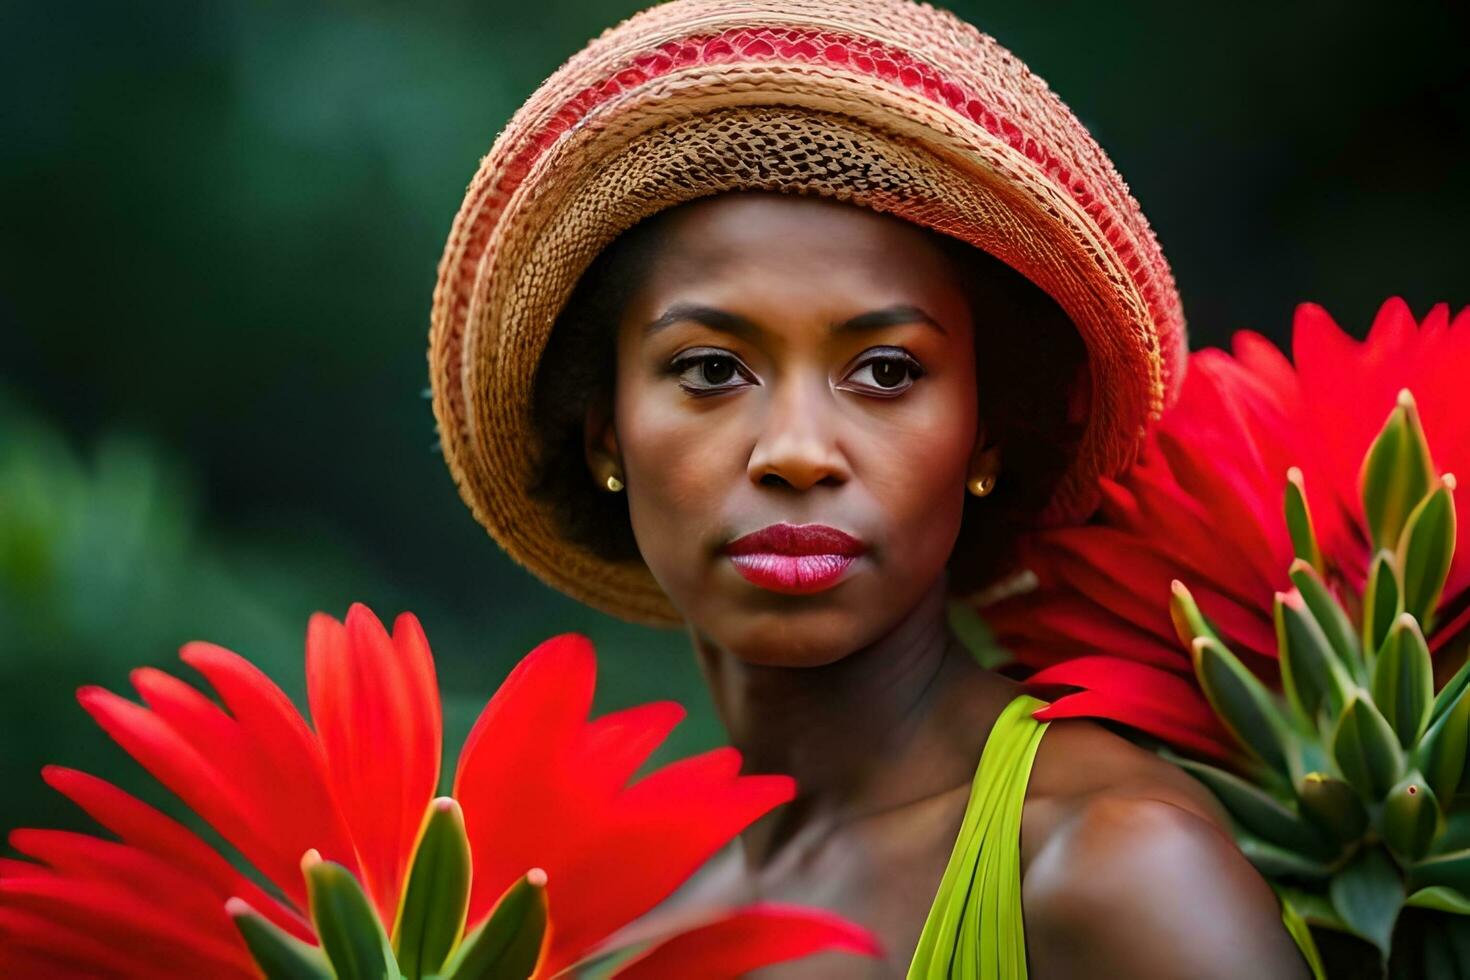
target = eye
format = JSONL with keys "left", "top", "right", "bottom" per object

{"left": 840, "top": 348, "right": 925, "bottom": 396}
{"left": 670, "top": 348, "right": 756, "bottom": 395}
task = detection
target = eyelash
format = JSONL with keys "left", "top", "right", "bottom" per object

{"left": 668, "top": 347, "right": 926, "bottom": 397}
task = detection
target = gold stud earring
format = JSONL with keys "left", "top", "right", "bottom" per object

{"left": 967, "top": 473, "right": 996, "bottom": 497}
{"left": 605, "top": 473, "right": 624, "bottom": 493}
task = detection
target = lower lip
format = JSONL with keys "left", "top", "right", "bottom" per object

{"left": 727, "top": 553, "right": 858, "bottom": 594}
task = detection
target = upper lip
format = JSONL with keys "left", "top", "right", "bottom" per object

{"left": 723, "top": 522, "right": 866, "bottom": 557}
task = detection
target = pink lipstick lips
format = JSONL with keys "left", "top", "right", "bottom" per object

{"left": 723, "top": 522, "right": 866, "bottom": 595}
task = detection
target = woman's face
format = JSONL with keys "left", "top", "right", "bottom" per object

{"left": 589, "top": 191, "right": 983, "bottom": 666}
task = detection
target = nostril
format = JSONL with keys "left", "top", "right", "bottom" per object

{"left": 760, "top": 473, "right": 789, "bottom": 488}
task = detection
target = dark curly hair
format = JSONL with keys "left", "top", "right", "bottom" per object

{"left": 528, "top": 195, "right": 1087, "bottom": 597}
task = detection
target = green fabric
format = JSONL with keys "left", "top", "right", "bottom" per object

{"left": 1277, "top": 891, "right": 1327, "bottom": 980}
{"left": 908, "top": 693, "right": 1049, "bottom": 979}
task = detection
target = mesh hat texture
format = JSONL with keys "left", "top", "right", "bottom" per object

{"left": 428, "top": 0, "right": 1187, "bottom": 626}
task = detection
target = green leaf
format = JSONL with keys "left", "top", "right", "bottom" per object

{"left": 302, "top": 850, "right": 398, "bottom": 980}
{"left": 1298, "top": 771, "right": 1370, "bottom": 845}
{"left": 1276, "top": 590, "right": 1353, "bottom": 728}
{"left": 1169, "top": 580, "right": 1220, "bottom": 648}
{"left": 227, "top": 898, "right": 333, "bottom": 980}
{"left": 1382, "top": 769, "right": 1442, "bottom": 861}
{"left": 1360, "top": 389, "right": 1435, "bottom": 552}
{"left": 1289, "top": 559, "right": 1366, "bottom": 685}
{"left": 1437, "top": 812, "right": 1470, "bottom": 854}
{"left": 1191, "top": 636, "right": 1291, "bottom": 775}
{"left": 440, "top": 870, "right": 549, "bottom": 980}
{"left": 1372, "top": 614, "right": 1435, "bottom": 748}
{"left": 1331, "top": 694, "right": 1406, "bottom": 799}
{"left": 1398, "top": 478, "right": 1457, "bottom": 630}
{"left": 1285, "top": 467, "right": 1325, "bottom": 574}
{"left": 1406, "top": 886, "right": 1470, "bottom": 916}
{"left": 1412, "top": 849, "right": 1470, "bottom": 894}
{"left": 1236, "top": 832, "right": 1338, "bottom": 880}
{"left": 1418, "top": 677, "right": 1470, "bottom": 802}
{"left": 1172, "top": 756, "right": 1333, "bottom": 856}
{"left": 1363, "top": 551, "right": 1404, "bottom": 659}
{"left": 1276, "top": 888, "right": 1329, "bottom": 980}
{"left": 393, "top": 798, "right": 472, "bottom": 980}
{"left": 1329, "top": 847, "right": 1405, "bottom": 960}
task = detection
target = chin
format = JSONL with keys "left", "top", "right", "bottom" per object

{"left": 689, "top": 600, "right": 890, "bottom": 668}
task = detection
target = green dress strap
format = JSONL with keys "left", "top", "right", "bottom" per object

{"left": 908, "top": 693, "right": 1049, "bottom": 979}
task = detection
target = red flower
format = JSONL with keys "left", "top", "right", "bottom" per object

{"left": 984, "top": 298, "right": 1470, "bottom": 760}
{"left": 0, "top": 603, "right": 881, "bottom": 977}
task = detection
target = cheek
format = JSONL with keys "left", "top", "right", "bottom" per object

{"left": 857, "top": 381, "right": 977, "bottom": 567}
{"left": 613, "top": 387, "right": 743, "bottom": 586}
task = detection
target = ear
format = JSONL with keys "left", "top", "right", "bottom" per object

{"left": 583, "top": 391, "right": 623, "bottom": 487}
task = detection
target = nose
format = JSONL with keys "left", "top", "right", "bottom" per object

{"left": 747, "top": 373, "right": 850, "bottom": 491}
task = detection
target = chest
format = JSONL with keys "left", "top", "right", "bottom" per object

{"left": 629, "top": 788, "right": 984, "bottom": 979}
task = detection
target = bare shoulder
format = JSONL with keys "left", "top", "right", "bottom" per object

{"left": 1025, "top": 716, "right": 1228, "bottom": 830}
{"left": 1019, "top": 720, "right": 1309, "bottom": 979}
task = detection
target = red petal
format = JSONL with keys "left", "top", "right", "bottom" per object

{"left": 0, "top": 904, "right": 212, "bottom": 978}
{"left": 79, "top": 640, "right": 358, "bottom": 911}
{"left": 539, "top": 751, "right": 795, "bottom": 974}
{"left": 454, "top": 633, "right": 798, "bottom": 973}
{"left": 9, "top": 829, "right": 251, "bottom": 947}
{"left": 0, "top": 875, "right": 255, "bottom": 977}
{"left": 984, "top": 592, "right": 1188, "bottom": 673}
{"left": 578, "top": 701, "right": 687, "bottom": 797}
{"left": 1026, "top": 656, "right": 1225, "bottom": 732}
{"left": 608, "top": 903, "right": 883, "bottom": 979}
{"left": 38, "top": 766, "right": 311, "bottom": 940}
{"left": 307, "top": 604, "right": 442, "bottom": 925}
{"left": 455, "top": 633, "right": 598, "bottom": 922}
{"left": 1033, "top": 690, "right": 1238, "bottom": 762}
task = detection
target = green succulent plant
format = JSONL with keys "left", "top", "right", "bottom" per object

{"left": 1170, "top": 391, "right": 1470, "bottom": 974}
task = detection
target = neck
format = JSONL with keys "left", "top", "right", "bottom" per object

{"left": 689, "top": 576, "right": 995, "bottom": 868}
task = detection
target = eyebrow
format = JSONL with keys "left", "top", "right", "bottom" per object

{"left": 642, "top": 302, "right": 947, "bottom": 340}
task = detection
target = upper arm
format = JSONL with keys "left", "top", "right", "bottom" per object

{"left": 1021, "top": 795, "right": 1310, "bottom": 980}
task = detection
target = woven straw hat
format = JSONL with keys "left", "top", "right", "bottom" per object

{"left": 429, "top": 0, "right": 1186, "bottom": 626}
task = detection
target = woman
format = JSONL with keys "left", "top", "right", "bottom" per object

{"left": 429, "top": 1, "right": 1312, "bottom": 976}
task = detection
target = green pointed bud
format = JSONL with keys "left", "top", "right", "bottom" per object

{"left": 301, "top": 849, "right": 397, "bottom": 980}
{"left": 1331, "top": 694, "right": 1405, "bottom": 800}
{"left": 1361, "top": 389, "right": 1435, "bottom": 552}
{"left": 1372, "top": 614, "right": 1434, "bottom": 748}
{"left": 1362, "top": 551, "right": 1403, "bottom": 658}
{"left": 1410, "top": 849, "right": 1470, "bottom": 894}
{"left": 1298, "top": 772, "right": 1369, "bottom": 844}
{"left": 1406, "top": 886, "right": 1470, "bottom": 916}
{"left": 1382, "top": 770, "right": 1441, "bottom": 861}
{"left": 1417, "top": 677, "right": 1470, "bottom": 802}
{"left": 227, "top": 897, "right": 332, "bottom": 979}
{"left": 393, "top": 798, "right": 473, "bottom": 980}
{"left": 1169, "top": 580, "right": 1219, "bottom": 649}
{"left": 1329, "top": 847, "right": 1404, "bottom": 960}
{"left": 1285, "top": 467, "right": 1324, "bottom": 573}
{"left": 1288, "top": 559, "right": 1365, "bottom": 684}
{"left": 1398, "top": 477, "right": 1457, "bottom": 631}
{"left": 1276, "top": 590, "right": 1353, "bottom": 728}
{"left": 1191, "top": 636, "right": 1291, "bottom": 775}
{"left": 1173, "top": 757, "right": 1332, "bottom": 856}
{"left": 440, "top": 869, "right": 549, "bottom": 980}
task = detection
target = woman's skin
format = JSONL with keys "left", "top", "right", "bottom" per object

{"left": 581, "top": 191, "right": 1308, "bottom": 978}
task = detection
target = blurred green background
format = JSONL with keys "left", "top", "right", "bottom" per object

{"left": 1, "top": 0, "right": 1466, "bottom": 846}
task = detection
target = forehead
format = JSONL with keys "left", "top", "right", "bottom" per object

{"left": 635, "top": 190, "right": 965, "bottom": 295}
